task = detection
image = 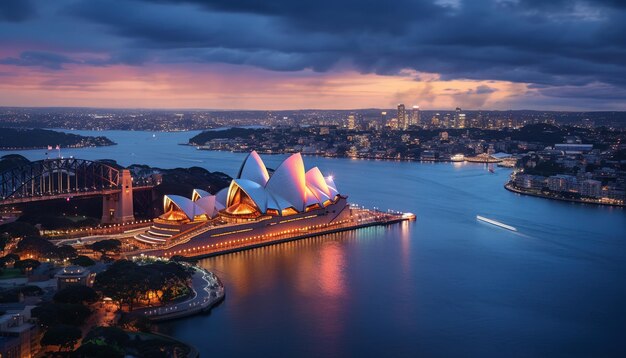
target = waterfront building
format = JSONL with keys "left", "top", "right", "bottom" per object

{"left": 547, "top": 174, "right": 578, "bottom": 193}
{"left": 580, "top": 179, "right": 602, "bottom": 198}
{"left": 514, "top": 174, "right": 546, "bottom": 190}
{"left": 136, "top": 151, "right": 349, "bottom": 247}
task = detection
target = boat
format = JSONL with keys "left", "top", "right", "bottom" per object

{"left": 476, "top": 215, "right": 517, "bottom": 231}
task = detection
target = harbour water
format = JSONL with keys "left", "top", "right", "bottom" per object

{"left": 9, "top": 130, "right": 626, "bottom": 357}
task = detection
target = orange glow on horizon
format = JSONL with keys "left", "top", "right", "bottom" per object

{"left": 0, "top": 61, "right": 530, "bottom": 110}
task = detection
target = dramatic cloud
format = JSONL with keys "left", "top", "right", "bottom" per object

{"left": 0, "top": 0, "right": 37, "bottom": 22}
{"left": 0, "top": 0, "right": 625, "bottom": 109}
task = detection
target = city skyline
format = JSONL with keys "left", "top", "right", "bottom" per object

{"left": 1, "top": 0, "right": 626, "bottom": 110}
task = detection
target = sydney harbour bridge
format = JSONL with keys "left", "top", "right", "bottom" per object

{"left": 0, "top": 158, "right": 157, "bottom": 223}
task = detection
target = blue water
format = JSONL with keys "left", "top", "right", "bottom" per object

{"left": 8, "top": 130, "right": 626, "bottom": 357}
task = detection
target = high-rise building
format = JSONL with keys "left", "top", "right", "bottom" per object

{"left": 458, "top": 113, "right": 466, "bottom": 129}
{"left": 347, "top": 114, "right": 356, "bottom": 130}
{"left": 397, "top": 104, "right": 407, "bottom": 130}
{"left": 410, "top": 105, "right": 420, "bottom": 127}
{"left": 454, "top": 107, "right": 462, "bottom": 129}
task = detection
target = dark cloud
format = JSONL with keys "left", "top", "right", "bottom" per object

{"left": 0, "top": 0, "right": 36, "bottom": 22}
{"left": 2, "top": 0, "right": 626, "bottom": 106}
{"left": 0, "top": 51, "right": 78, "bottom": 70}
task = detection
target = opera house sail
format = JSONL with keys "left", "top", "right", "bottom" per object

{"left": 135, "top": 151, "right": 411, "bottom": 257}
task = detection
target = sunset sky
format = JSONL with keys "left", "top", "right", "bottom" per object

{"left": 1, "top": 0, "right": 625, "bottom": 110}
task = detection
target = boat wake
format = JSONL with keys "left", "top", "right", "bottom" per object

{"left": 476, "top": 215, "right": 517, "bottom": 232}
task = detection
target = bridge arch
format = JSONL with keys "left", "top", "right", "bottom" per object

{"left": 0, "top": 158, "right": 121, "bottom": 201}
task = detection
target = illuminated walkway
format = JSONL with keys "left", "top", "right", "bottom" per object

{"left": 157, "top": 209, "right": 414, "bottom": 259}
{"left": 132, "top": 267, "right": 224, "bottom": 322}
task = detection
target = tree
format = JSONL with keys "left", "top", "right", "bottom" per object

{"left": 83, "top": 326, "right": 129, "bottom": 349}
{"left": 0, "top": 222, "right": 40, "bottom": 239}
{"left": 41, "top": 324, "right": 82, "bottom": 352}
{"left": 73, "top": 342, "right": 125, "bottom": 358}
{"left": 54, "top": 286, "right": 99, "bottom": 305}
{"left": 14, "top": 236, "right": 56, "bottom": 259}
{"left": 93, "top": 260, "right": 192, "bottom": 310}
{"left": 70, "top": 255, "right": 95, "bottom": 267}
{"left": 14, "top": 259, "right": 40, "bottom": 273}
{"left": 90, "top": 239, "right": 121, "bottom": 255}
{"left": 0, "top": 253, "right": 20, "bottom": 268}
{"left": 32, "top": 303, "right": 91, "bottom": 327}
{"left": 55, "top": 245, "right": 77, "bottom": 260}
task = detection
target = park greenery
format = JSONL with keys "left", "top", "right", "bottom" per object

{"left": 94, "top": 260, "right": 192, "bottom": 310}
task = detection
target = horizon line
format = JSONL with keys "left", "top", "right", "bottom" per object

{"left": 0, "top": 105, "right": 624, "bottom": 113}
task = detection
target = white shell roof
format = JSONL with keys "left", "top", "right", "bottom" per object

{"left": 264, "top": 153, "right": 307, "bottom": 212}
{"left": 222, "top": 152, "right": 340, "bottom": 215}
{"left": 164, "top": 195, "right": 205, "bottom": 220}
{"left": 215, "top": 187, "right": 229, "bottom": 208}
{"left": 305, "top": 167, "right": 332, "bottom": 198}
{"left": 324, "top": 176, "right": 339, "bottom": 197}
{"left": 195, "top": 195, "right": 219, "bottom": 218}
{"left": 191, "top": 189, "right": 210, "bottom": 202}
{"left": 237, "top": 150, "right": 270, "bottom": 186}
{"left": 229, "top": 179, "right": 269, "bottom": 211}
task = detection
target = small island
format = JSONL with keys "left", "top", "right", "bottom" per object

{"left": 0, "top": 128, "right": 115, "bottom": 150}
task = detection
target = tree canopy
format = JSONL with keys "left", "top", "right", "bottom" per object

{"left": 32, "top": 302, "right": 91, "bottom": 327}
{"left": 40, "top": 324, "right": 82, "bottom": 352}
{"left": 70, "top": 255, "right": 96, "bottom": 267}
{"left": 94, "top": 260, "right": 192, "bottom": 310}
{"left": 90, "top": 239, "right": 121, "bottom": 254}
{"left": 53, "top": 285, "right": 99, "bottom": 305}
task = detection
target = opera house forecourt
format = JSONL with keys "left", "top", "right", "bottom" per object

{"left": 134, "top": 151, "right": 415, "bottom": 258}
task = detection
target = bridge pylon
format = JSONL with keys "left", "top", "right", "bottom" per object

{"left": 102, "top": 169, "right": 135, "bottom": 224}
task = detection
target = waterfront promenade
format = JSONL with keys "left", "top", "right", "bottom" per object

{"left": 133, "top": 267, "right": 224, "bottom": 322}
{"left": 505, "top": 182, "right": 625, "bottom": 207}
{"left": 142, "top": 208, "right": 415, "bottom": 259}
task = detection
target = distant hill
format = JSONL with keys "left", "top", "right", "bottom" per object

{"left": 189, "top": 127, "right": 269, "bottom": 145}
{"left": 0, "top": 128, "right": 115, "bottom": 150}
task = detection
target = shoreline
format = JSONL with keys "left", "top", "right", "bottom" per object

{"left": 504, "top": 182, "right": 625, "bottom": 208}
{"left": 0, "top": 143, "right": 116, "bottom": 151}
{"left": 133, "top": 267, "right": 225, "bottom": 322}
{"left": 185, "top": 146, "right": 507, "bottom": 164}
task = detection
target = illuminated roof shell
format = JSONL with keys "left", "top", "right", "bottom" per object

{"left": 237, "top": 150, "right": 270, "bottom": 186}
{"left": 227, "top": 179, "right": 269, "bottom": 212}
{"left": 324, "top": 176, "right": 339, "bottom": 197}
{"left": 215, "top": 187, "right": 228, "bottom": 208}
{"left": 222, "top": 152, "right": 340, "bottom": 216}
{"left": 265, "top": 153, "right": 307, "bottom": 212}
{"left": 164, "top": 195, "right": 205, "bottom": 221}
{"left": 195, "top": 195, "right": 219, "bottom": 218}
{"left": 191, "top": 189, "right": 210, "bottom": 202}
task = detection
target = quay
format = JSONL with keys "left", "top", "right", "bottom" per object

{"left": 133, "top": 208, "right": 416, "bottom": 260}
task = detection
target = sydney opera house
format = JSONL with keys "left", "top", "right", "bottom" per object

{"left": 135, "top": 151, "right": 365, "bottom": 256}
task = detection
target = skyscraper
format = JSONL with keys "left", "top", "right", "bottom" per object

{"left": 454, "top": 107, "right": 462, "bottom": 128}
{"left": 410, "top": 105, "right": 420, "bottom": 127}
{"left": 347, "top": 114, "right": 356, "bottom": 130}
{"left": 397, "top": 104, "right": 406, "bottom": 130}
